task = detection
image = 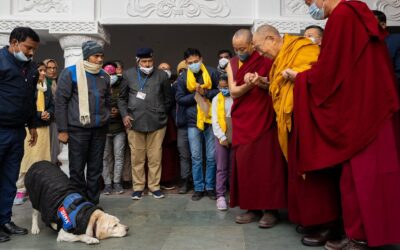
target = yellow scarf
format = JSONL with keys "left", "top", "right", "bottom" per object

{"left": 269, "top": 34, "right": 320, "bottom": 160}
{"left": 187, "top": 64, "right": 212, "bottom": 130}
{"left": 216, "top": 92, "right": 226, "bottom": 133}
{"left": 36, "top": 81, "right": 46, "bottom": 112}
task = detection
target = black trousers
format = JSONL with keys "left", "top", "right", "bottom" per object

{"left": 68, "top": 126, "right": 106, "bottom": 204}
{"left": 0, "top": 127, "right": 25, "bottom": 225}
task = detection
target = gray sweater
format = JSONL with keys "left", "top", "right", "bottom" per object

{"left": 118, "top": 67, "right": 172, "bottom": 133}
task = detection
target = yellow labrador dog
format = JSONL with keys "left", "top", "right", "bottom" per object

{"left": 25, "top": 161, "right": 128, "bottom": 244}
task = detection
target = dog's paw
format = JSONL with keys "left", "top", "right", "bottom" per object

{"left": 31, "top": 226, "right": 40, "bottom": 235}
{"left": 85, "top": 238, "right": 100, "bottom": 245}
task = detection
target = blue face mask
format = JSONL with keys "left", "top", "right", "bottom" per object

{"left": 13, "top": 42, "right": 31, "bottom": 62}
{"left": 189, "top": 62, "right": 201, "bottom": 74}
{"left": 237, "top": 52, "right": 250, "bottom": 62}
{"left": 220, "top": 87, "right": 230, "bottom": 97}
{"left": 308, "top": 2, "right": 325, "bottom": 20}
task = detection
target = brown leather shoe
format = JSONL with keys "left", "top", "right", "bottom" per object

{"left": 325, "top": 237, "right": 349, "bottom": 250}
{"left": 258, "top": 211, "right": 278, "bottom": 228}
{"left": 302, "top": 228, "right": 342, "bottom": 247}
{"left": 235, "top": 210, "right": 262, "bottom": 224}
{"left": 342, "top": 240, "right": 370, "bottom": 250}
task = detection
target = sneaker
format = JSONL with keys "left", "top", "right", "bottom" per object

{"left": 191, "top": 191, "right": 204, "bottom": 201}
{"left": 151, "top": 190, "right": 165, "bottom": 199}
{"left": 206, "top": 189, "right": 217, "bottom": 200}
{"left": 113, "top": 183, "right": 124, "bottom": 194}
{"left": 103, "top": 184, "right": 112, "bottom": 195}
{"left": 216, "top": 196, "right": 228, "bottom": 211}
{"left": 13, "top": 190, "right": 27, "bottom": 205}
{"left": 131, "top": 191, "right": 143, "bottom": 200}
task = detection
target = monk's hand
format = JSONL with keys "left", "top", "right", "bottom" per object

{"left": 123, "top": 115, "right": 134, "bottom": 129}
{"left": 58, "top": 132, "right": 69, "bottom": 144}
{"left": 282, "top": 68, "right": 298, "bottom": 81}
{"left": 28, "top": 128, "right": 38, "bottom": 147}
{"left": 244, "top": 73, "right": 255, "bottom": 84}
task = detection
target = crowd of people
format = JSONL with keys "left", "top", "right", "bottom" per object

{"left": 0, "top": 0, "right": 400, "bottom": 249}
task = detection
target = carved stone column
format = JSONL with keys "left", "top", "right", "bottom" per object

{"left": 57, "top": 35, "right": 106, "bottom": 175}
{"left": 0, "top": 33, "right": 9, "bottom": 49}
{"left": 59, "top": 35, "right": 105, "bottom": 67}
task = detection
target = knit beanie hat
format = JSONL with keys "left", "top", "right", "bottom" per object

{"left": 82, "top": 41, "right": 103, "bottom": 60}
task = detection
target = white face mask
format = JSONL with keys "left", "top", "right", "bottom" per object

{"left": 110, "top": 75, "right": 118, "bottom": 86}
{"left": 218, "top": 58, "right": 230, "bottom": 69}
{"left": 140, "top": 66, "right": 154, "bottom": 75}
{"left": 164, "top": 69, "right": 171, "bottom": 79}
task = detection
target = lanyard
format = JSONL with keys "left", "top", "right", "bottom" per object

{"left": 137, "top": 68, "right": 149, "bottom": 91}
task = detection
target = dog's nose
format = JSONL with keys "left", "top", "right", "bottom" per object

{"left": 125, "top": 226, "right": 129, "bottom": 232}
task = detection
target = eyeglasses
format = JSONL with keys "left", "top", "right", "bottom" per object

{"left": 46, "top": 67, "right": 57, "bottom": 71}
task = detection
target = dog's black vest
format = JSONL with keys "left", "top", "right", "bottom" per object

{"left": 25, "top": 161, "right": 98, "bottom": 235}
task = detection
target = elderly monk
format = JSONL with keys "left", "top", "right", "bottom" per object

{"left": 252, "top": 24, "right": 342, "bottom": 248}
{"left": 283, "top": 0, "right": 400, "bottom": 249}
{"left": 226, "top": 29, "right": 286, "bottom": 228}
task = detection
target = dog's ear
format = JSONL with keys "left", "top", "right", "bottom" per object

{"left": 86, "top": 210, "right": 103, "bottom": 238}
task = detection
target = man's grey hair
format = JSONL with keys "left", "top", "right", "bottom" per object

{"left": 232, "top": 29, "right": 253, "bottom": 44}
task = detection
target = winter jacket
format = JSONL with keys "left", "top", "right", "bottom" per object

{"left": 118, "top": 67, "right": 173, "bottom": 133}
{"left": 55, "top": 64, "right": 111, "bottom": 132}
{"left": 0, "top": 46, "right": 38, "bottom": 128}
{"left": 175, "top": 66, "right": 220, "bottom": 128}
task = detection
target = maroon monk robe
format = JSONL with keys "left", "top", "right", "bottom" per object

{"left": 229, "top": 51, "right": 287, "bottom": 209}
{"left": 161, "top": 115, "right": 179, "bottom": 183}
{"left": 295, "top": 1, "right": 400, "bottom": 246}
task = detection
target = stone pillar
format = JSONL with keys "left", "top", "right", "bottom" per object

{"left": 57, "top": 35, "right": 106, "bottom": 175}
{"left": 0, "top": 33, "right": 9, "bottom": 48}
{"left": 59, "top": 35, "right": 105, "bottom": 67}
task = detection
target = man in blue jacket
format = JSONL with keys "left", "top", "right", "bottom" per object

{"left": 176, "top": 48, "right": 220, "bottom": 201}
{"left": 0, "top": 27, "right": 40, "bottom": 242}
{"left": 56, "top": 40, "right": 110, "bottom": 205}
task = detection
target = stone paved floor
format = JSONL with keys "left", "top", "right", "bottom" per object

{"left": 3, "top": 192, "right": 400, "bottom": 250}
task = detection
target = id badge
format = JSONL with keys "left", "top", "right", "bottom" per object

{"left": 136, "top": 91, "right": 146, "bottom": 100}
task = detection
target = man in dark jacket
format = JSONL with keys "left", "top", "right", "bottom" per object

{"left": 55, "top": 40, "right": 111, "bottom": 205}
{"left": 0, "top": 27, "right": 40, "bottom": 242}
{"left": 118, "top": 48, "right": 172, "bottom": 200}
{"left": 175, "top": 48, "right": 220, "bottom": 201}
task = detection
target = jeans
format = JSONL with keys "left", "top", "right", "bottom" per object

{"left": 188, "top": 126, "right": 216, "bottom": 192}
{"left": 102, "top": 132, "right": 126, "bottom": 185}
{"left": 68, "top": 126, "right": 106, "bottom": 204}
{"left": 0, "top": 127, "right": 26, "bottom": 225}
{"left": 177, "top": 127, "right": 191, "bottom": 179}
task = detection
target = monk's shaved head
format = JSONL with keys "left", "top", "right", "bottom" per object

{"left": 232, "top": 29, "right": 254, "bottom": 61}
{"left": 254, "top": 24, "right": 280, "bottom": 38}
{"left": 232, "top": 29, "right": 252, "bottom": 44}
{"left": 253, "top": 24, "right": 283, "bottom": 59}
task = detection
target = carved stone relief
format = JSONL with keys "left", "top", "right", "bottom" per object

{"left": 127, "top": 0, "right": 231, "bottom": 18}
{"left": 17, "top": 0, "right": 71, "bottom": 13}
{"left": 375, "top": 0, "right": 400, "bottom": 22}
{"left": 282, "top": 0, "right": 309, "bottom": 16}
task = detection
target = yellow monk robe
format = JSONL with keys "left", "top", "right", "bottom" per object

{"left": 269, "top": 34, "right": 320, "bottom": 160}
